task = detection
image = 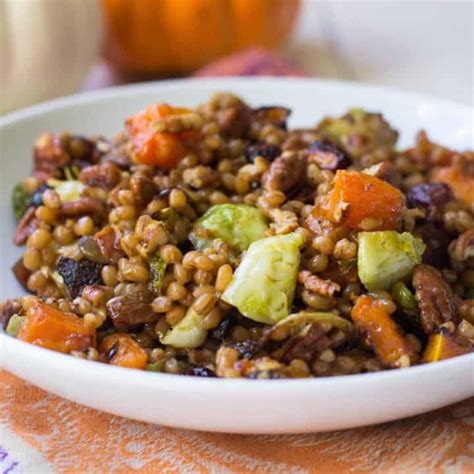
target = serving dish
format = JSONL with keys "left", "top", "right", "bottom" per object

{"left": 0, "top": 78, "right": 472, "bottom": 433}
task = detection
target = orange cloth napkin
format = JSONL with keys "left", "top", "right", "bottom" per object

{"left": 3, "top": 49, "right": 473, "bottom": 473}
{"left": 0, "top": 371, "right": 472, "bottom": 473}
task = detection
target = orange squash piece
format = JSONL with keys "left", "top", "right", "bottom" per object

{"left": 126, "top": 103, "right": 199, "bottom": 169}
{"left": 431, "top": 163, "right": 474, "bottom": 208}
{"left": 351, "top": 295, "right": 414, "bottom": 367}
{"left": 100, "top": 333, "right": 148, "bottom": 369}
{"left": 18, "top": 300, "right": 95, "bottom": 354}
{"left": 422, "top": 330, "right": 471, "bottom": 363}
{"left": 321, "top": 170, "right": 404, "bottom": 231}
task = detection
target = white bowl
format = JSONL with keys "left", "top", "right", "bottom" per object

{"left": 0, "top": 78, "right": 473, "bottom": 434}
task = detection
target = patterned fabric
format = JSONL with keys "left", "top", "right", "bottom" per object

{"left": 0, "top": 370, "right": 472, "bottom": 473}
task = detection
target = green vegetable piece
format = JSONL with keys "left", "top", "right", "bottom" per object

{"left": 149, "top": 254, "right": 167, "bottom": 293}
{"left": 146, "top": 359, "right": 166, "bottom": 372}
{"left": 190, "top": 204, "right": 268, "bottom": 254}
{"left": 6, "top": 314, "right": 25, "bottom": 337}
{"left": 12, "top": 182, "right": 30, "bottom": 221}
{"left": 358, "top": 231, "right": 425, "bottom": 291}
{"left": 391, "top": 281, "right": 418, "bottom": 313}
{"left": 159, "top": 307, "right": 207, "bottom": 348}
{"left": 465, "top": 287, "right": 474, "bottom": 299}
{"left": 221, "top": 232, "right": 304, "bottom": 324}
{"left": 47, "top": 179, "right": 85, "bottom": 202}
{"left": 273, "top": 311, "right": 353, "bottom": 332}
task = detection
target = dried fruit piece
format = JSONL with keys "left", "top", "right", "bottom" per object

{"left": 306, "top": 140, "right": 350, "bottom": 170}
{"left": 414, "top": 223, "right": 450, "bottom": 268}
{"left": 106, "top": 286, "right": 156, "bottom": 331}
{"left": 412, "top": 264, "right": 457, "bottom": 334}
{"left": 56, "top": 257, "right": 103, "bottom": 299}
{"left": 245, "top": 142, "right": 281, "bottom": 163}
{"left": 18, "top": 300, "right": 95, "bottom": 354}
{"left": 406, "top": 182, "right": 453, "bottom": 220}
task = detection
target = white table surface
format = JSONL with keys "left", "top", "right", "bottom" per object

{"left": 287, "top": 0, "right": 473, "bottom": 106}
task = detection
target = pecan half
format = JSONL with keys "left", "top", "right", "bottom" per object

{"left": 413, "top": 264, "right": 457, "bottom": 333}
{"left": 263, "top": 151, "right": 306, "bottom": 194}
{"left": 299, "top": 270, "right": 340, "bottom": 297}
{"left": 34, "top": 133, "right": 70, "bottom": 181}
{"left": 449, "top": 229, "right": 474, "bottom": 262}
{"left": 59, "top": 197, "right": 106, "bottom": 219}
{"left": 12, "top": 258, "right": 32, "bottom": 291}
{"left": 79, "top": 162, "right": 122, "bottom": 189}
{"left": 94, "top": 226, "right": 124, "bottom": 264}
{"left": 281, "top": 324, "right": 329, "bottom": 363}
{"left": 362, "top": 162, "right": 400, "bottom": 186}
{"left": 13, "top": 206, "right": 39, "bottom": 245}
{"left": 216, "top": 102, "right": 252, "bottom": 138}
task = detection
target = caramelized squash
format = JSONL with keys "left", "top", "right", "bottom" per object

{"left": 18, "top": 300, "right": 95, "bottom": 354}
{"left": 431, "top": 163, "right": 474, "bottom": 208}
{"left": 422, "top": 329, "right": 471, "bottom": 363}
{"left": 351, "top": 295, "right": 414, "bottom": 367}
{"left": 100, "top": 333, "right": 148, "bottom": 369}
{"left": 320, "top": 170, "right": 404, "bottom": 231}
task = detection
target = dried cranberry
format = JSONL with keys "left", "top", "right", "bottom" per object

{"left": 187, "top": 367, "right": 217, "bottom": 377}
{"left": 414, "top": 223, "right": 450, "bottom": 268}
{"left": 231, "top": 340, "right": 263, "bottom": 359}
{"left": 245, "top": 143, "right": 281, "bottom": 163}
{"left": 307, "top": 140, "right": 350, "bottom": 170}
{"left": 211, "top": 317, "right": 236, "bottom": 341}
{"left": 407, "top": 183, "right": 453, "bottom": 220}
{"left": 56, "top": 257, "right": 103, "bottom": 299}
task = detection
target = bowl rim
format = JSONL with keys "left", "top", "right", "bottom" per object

{"left": 1, "top": 76, "right": 472, "bottom": 129}
{"left": 1, "top": 76, "right": 473, "bottom": 388}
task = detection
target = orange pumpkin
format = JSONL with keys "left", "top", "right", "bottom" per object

{"left": 101, "top": 0, "right": 300, "bottom": 74}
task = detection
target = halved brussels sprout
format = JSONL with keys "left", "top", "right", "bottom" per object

{"left": 190, "top": 204, "right": 268, "bottom": 254}
{"left": 47, "top": 179, "right": 85, "bottom": 202}
{"left": 159, "top": 307, "right": 207, "bottom": 348}
{"left": 358, "top": 231, "right": 425, "bottom": 291}
{"left": 221, "top": 232, "right": 304, "bottom": 324}
{"left": 6, "top": 314, "right": 25, "bottom": 337}
{"left": 273, "top": 311, "right": 353, "bottom": 332}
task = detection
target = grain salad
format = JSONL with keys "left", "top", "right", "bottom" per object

{"left": 2, "top": 93, "right": 473, "bottom": 379}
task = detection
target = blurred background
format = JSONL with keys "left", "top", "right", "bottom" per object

{"left": 0, "top": 0, "right": 472, "bottom": 114}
